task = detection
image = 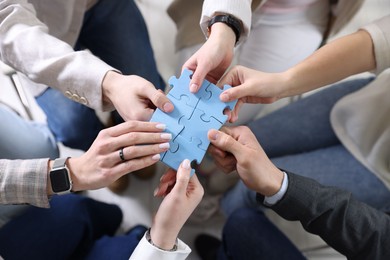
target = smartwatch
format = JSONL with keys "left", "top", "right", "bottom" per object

{"left": 50, "top": 157, "right": 73, "bottom": 194}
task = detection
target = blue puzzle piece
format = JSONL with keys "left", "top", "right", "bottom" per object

{"left": 149, "top": 69, "right": 238, "bottom": 176}
{"left": 168, "top": 69, "right": 212, "bottom": 109}
{"left": 161, "top": 134, "right": 204, "bottom": 176}
{"left": 196, "top": 84, "right": 237, "bottom": 124}
{"left": 178, "top": 109, "right": 223, "bottom": 152}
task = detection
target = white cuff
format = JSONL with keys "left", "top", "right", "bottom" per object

{"left": 264, "top": 171, "right": 288, "bottom": 206}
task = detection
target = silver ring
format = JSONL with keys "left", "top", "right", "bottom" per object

{"left": 119, "top": 147, "right": 125, "bottom": 161}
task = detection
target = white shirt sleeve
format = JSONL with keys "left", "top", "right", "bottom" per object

{"left": 264, "top": 171, "right": 288, "bottom": 206}
{"left": 129, "top": 233, "right": 191, "bottom": 260}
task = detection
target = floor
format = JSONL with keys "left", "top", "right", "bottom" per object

{"left": 1, "top": 0, "right": 389, "bottom": 259}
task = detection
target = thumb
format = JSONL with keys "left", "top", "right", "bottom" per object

{"left": 146, "top": 87, "right": 174, "bottom": 113}
{"left": 172, "top": 159, "right": 192, "bottom": 194}
{"left": 220, "top": 83, "right": 253, "bottom": 103}
{"left": 208, "top": 129, "right": 242, "bottom": 156}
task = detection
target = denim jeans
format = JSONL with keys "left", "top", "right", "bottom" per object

{"left": 36, "top": 0, "right": 165, "bottom": 151}
{"left": 217, "top": 208, "right": 305, "bottom": 260}
{"left": 0, "top": 103, "right": 58, "bottom": 160}
{"left": 0, "top": 194, "right": 144, "bottom": 259}
{"left": 221, "top": 77, "right": 390, "bottom": 216}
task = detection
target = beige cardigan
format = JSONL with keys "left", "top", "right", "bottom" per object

{"left": 331, "top": 15, "right": 390, "bottom": 189}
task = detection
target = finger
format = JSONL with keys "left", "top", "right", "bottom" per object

{"left": 208, "top": 129, "right": 243, "bottom": 156}
{"left": 171, "top": 159, "right": 192, "bottom": 194}
{"left": 111, "top": 131, "right": 173, "bottom": 150}
{"left": 213, "top": 157, "right": 236, "bottom": 173}
{"left": 145, "top": 87, "right": 174, "bottom": 113}
{"left": 119, "top": 154, "right": 161, "bottom": 174}
{"left": 117, "top": 143, "right": 169, "bottom": 161}
{"left": 228, "top": 100, "right": 244, "bottom": 123}
{"left": 160, "top": 168, "right": 178, "bottom": 183}
{"left": 154, "top": 168, "right": 177, "bottom": 197}
{"left": 217, "top": 68, "right": 237, "bottom": 87}
{"left": 187, "top": 66, "right": 209, "bottom": 93}
{"left": 220, "top": 84, "right": 255, "bottom": 103}
{"left": 106, "top": 121, "right": 167, "bottom": 137}
{"left": 208, "top": 145, "right": 228, "bottom": 158}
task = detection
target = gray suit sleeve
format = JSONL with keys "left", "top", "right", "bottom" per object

{"left": 259, "top": 172, "right": 390, "bottom": 260}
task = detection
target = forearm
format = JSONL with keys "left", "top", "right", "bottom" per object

{"left": 280, "top": 30, "right": 375, "bottom": 98}
{"left": 0, "top": 1, "right": 115, "bottom": 110}
{"left": 269, "top": 172, "right": 390, "bottom": 259}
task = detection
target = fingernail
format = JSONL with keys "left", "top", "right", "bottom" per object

{"left": 190, "top": 83, "right": 198, "bottom": 93}
{"left": 153, "top": 187, "right": 158, "bottom": 196}
{"left": 152, "top": 154, "right": 161, "bottom": 160}
{"left": 220, "top": 92, "right": 229, "bottom": 102}
{"left": 163, "top": 103, "right": 173, "bottom": 112}
{"left": 210, "top": 132, "right": 219, "bottom": 140}
{"left": 159, "top": 142, "right": 170, "bottom": 149}
{"left": 156, "top": 123, "right": 166, "bottom": 130}
{"left": 161, "top": 133, "right": 172, "bottom": 140}
{"left": 182, "top": 159, "right": 191, "bottom": 169}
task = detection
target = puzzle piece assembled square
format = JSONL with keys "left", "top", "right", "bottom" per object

{"left": 150, "top": 69, "right": 237, "bottom": 176}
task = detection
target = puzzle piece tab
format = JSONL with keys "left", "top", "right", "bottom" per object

{"left": 150, "top": 69, "right": 238, "bottom": 176}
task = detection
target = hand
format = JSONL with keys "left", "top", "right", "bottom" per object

{"left": 217, "top": 66, "right": 287, "bottom": 122}
{"left": 183, "top": 23, "right": 235, "bottom": 93}
{"left": 102, "top": 71, "right": 174, "bottom": 121}
{"left": 207, "top": 126, "right": 284, "bottom": 196}
{"left": 151, "top": 159, "right": 204, "bottom": 250}
{"left": 65, "top": 121, "right": 171, "bottom": 192}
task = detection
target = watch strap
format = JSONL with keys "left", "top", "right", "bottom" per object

{"left": 53, "top": 157, "right": 69, "bottom": 169}
{"left": 207, "top": 14, "right": 242, "bottom": 44}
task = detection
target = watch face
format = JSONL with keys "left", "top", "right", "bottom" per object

{"left": 50, "top": 168, "right": 71, "bottom": 193}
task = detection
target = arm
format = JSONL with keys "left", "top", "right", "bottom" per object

{"left": 0, "top": 121, "right": 171, "bottom": 207}
{"left": 0, "top": 0, "right": 173, "bottom": 118}
{"left": 182, "top": 0, "right": 251, "bottom": 93}
{"left": 207, "top": 126, "right": 390, "bottom": 259}
{"left": 268, "top": 172, "right": 390, "bottom": 260}
{"left": 218, "top": 15, "right": 390, "bottom": 122}
{"left": 130, "top": 159, "right": 204, "bottom": 260}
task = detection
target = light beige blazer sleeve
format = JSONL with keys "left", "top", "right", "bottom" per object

{"left": 0, "top": 158, "right": 50, "bottom": 208}
{"left": 0, "top": 0, "right": 116, "bottom": 111}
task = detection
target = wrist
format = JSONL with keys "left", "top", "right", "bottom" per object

{"left": 101, "top": 70, "right": 122, "bottom": 105}
{"left": 208, "top": 14, "right": 242, "bottom": 45}
{"left": 207, "top": 23, "right": 236, "bottom": 48}
{"left": 66, "top": 157, "right": 80, "bottom": 192}
{"left": 257, "top": 167, "right": 284, "bottom": 197}
{"left": 276, "top": 71, "right": 296, "bottom": 99}
{"left": 149, "top": 227, "right": 178, "bottom": 251}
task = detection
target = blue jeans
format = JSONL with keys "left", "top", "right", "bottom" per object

{"left": 217, "top": 208, "right": 305, "bottom": 260}
{"left": 36, "top": 0, "right": 165, "bottom": 151}
{"left": 0, "top": 194, "right": 145, "bottom": 259}
{"left": 221, "top": 77, "right": 390, "bottom": 216}
{"left": 0, "top": 103, "right": 58, "bottom": 160}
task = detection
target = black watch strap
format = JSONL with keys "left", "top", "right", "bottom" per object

{"left": 207, "top": 14, "right": 242, "bottom": 44}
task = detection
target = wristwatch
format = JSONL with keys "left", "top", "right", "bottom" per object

{"left": 207, "top": 14, "right": 242, "bottom": 44}
{"left": 50, "top": 157, "right": 73, "bottom": 194}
